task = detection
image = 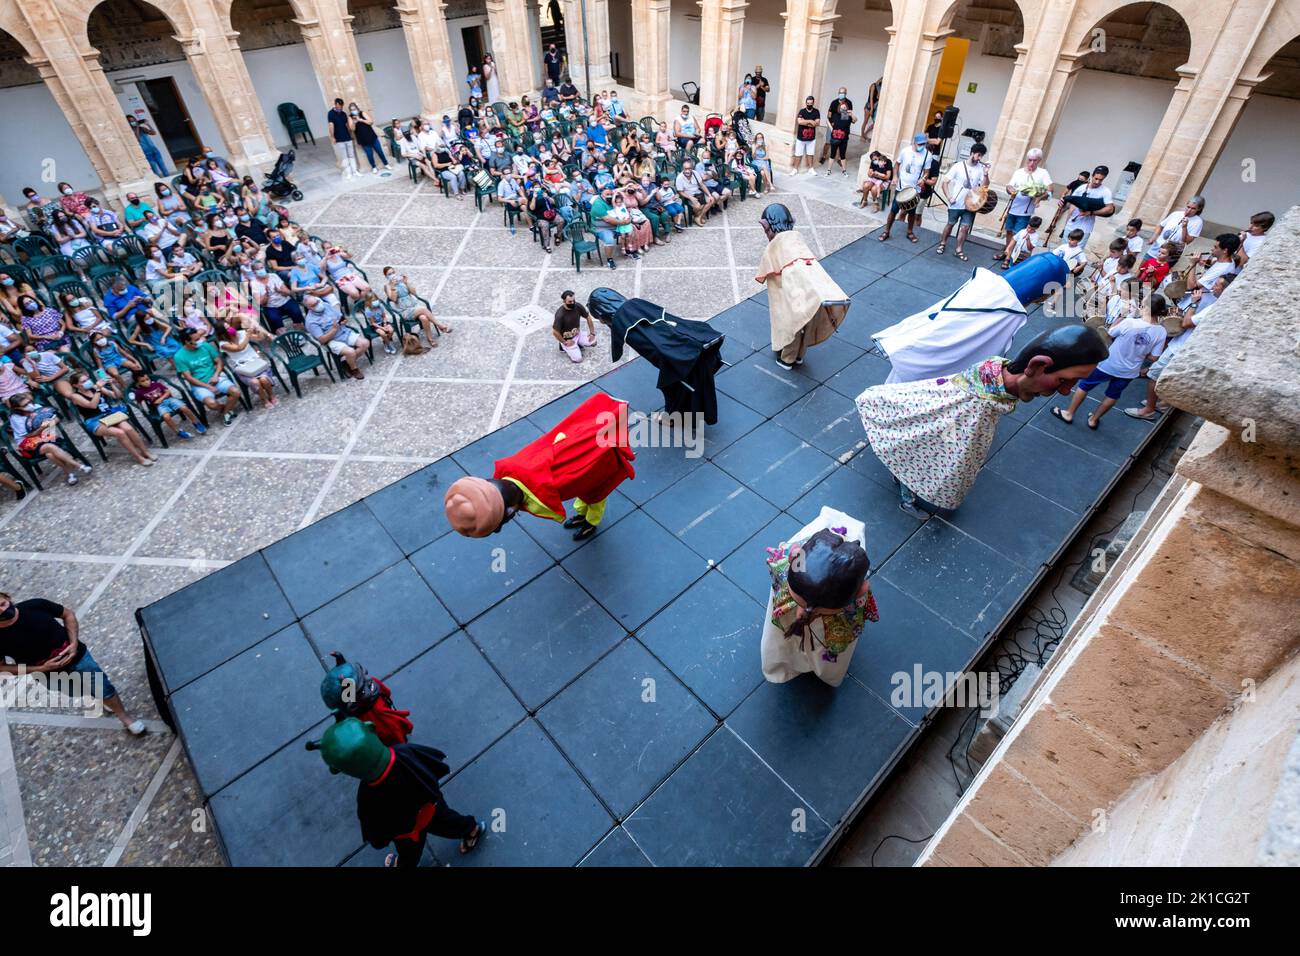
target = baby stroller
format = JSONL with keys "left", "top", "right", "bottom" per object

{"left": 262, "top": 150, "right": 304, "bottom": 202}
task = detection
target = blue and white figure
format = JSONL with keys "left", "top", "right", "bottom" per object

{"left": 873, "top": 254, "right": 1068, "bottom": 383}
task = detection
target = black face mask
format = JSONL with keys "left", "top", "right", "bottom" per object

{"left": 0, "top": 606, "right": 15, "bottom": 622}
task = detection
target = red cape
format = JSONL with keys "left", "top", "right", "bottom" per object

{"left": 493, "top": 392, "right": 636, "bottom": 518}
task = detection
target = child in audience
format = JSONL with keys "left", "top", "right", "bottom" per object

{"left": 129, "top": 369, "right": 205, "bottom": 440}
{"left": 1004, "top": 215, "right": 1041, "bottom": 268}
{"left": 90, "top": 332, "right": 142, "bottom": 390}
{"left": 1045, "top": 228, "right": 1087, "bottom": 316}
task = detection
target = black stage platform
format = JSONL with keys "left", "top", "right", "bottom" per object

{"left": 138, "top": 226, "right": 1166, "bottom": 866}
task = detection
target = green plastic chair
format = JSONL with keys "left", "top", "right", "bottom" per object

{"left": 566, "top": 221, "right": 599, "bottom": 272}
{"left": 270, "top": 328, "right": 334, "bottom": 397}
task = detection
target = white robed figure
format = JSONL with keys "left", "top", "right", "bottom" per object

{"left": 761, "top": 506, "right": 878, "bottom": 688}
{"left": 873, "top": 255, "right": 1068, "bottom": 383}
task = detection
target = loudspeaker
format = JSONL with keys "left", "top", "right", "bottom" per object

{"left": 940, "top": 105, "right": 960, "bottom": 139}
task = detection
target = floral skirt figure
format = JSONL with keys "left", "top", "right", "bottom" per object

{"left": 760, "top": 506, "right": 878, "bottom": 687}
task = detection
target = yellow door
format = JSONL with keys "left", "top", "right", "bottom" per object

{"left": 928, "top": 37, "right": 970, "bottom": 121}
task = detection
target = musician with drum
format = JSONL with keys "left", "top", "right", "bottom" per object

{"left": 936, "top": 142, "right": 989, "bottom": 261}
{"left": 1143, "top": 196, "right": 1205, "bottom": 267}
{"left": 1058, "top": 165, "right": 1115, "bottom": 242}
{"left": 995, "top": 148, "right": 1052, "bottom": 264}
{"left": 878, "top": 133, "right": 934, "bottom": 244}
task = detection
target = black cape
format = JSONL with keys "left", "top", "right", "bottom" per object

{"left": 356, "top": 742, "right": 450, "bottom": 850}
{"left": 588, "top": 290, "right": 724, "bottom": 424}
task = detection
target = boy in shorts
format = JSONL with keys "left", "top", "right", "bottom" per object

{"left": 130, "top": 369, "right": 206, "bottom": 440}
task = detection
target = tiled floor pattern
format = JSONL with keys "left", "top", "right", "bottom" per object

{"left": 0, "top": 169, "right": 881, "bottom": 866}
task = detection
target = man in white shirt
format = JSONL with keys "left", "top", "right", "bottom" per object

{"left": 1236, "top": 210, "right": 1274, "bottom": 269}
{"left": 880, "top": 133, "right": 933, "bottom": 243}
{"left": 416, "top": 121, "right": 443, "bottom": 159}
{"left": 1058, "top": 165, "right": 1115, "bottom": 242}
{"left": 1175, "top": 234, "right": 1239, "bottom": 311}
{"left": 998, "top": 148, "right": 1052, "bottom": 262}
{"left": 937, "top": 142, "right": 988, "bottom": 260}
{"left": 1145, "top": 196, "right": 1205, "bottom": 262}
{"left": 674, "top": 161, "right": 715, "bottom": 225}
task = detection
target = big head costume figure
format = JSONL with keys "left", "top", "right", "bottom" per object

{"left": 320, "top": 652, "right": 412, "bottom": 745}
{"left": 856, "top": 325, "right": 1108, "bottom": 514}
{"left": 444, "top": 391, "right": 635, "bottom": 541}
{"left": 307, "top": 717, "right": 484, "bottom": 867}
{"left": 761, "top": 506, "right": 878, "bottom": 687}
{"left": 755, "top": 203, "right": 850, "bottom": 369}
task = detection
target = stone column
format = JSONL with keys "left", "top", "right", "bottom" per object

{"left": 697, "top": 0, "right": 747, "bottom": 115}
{"left": 562, "top": 0, "right": 613, "bottom": 91}
{"left": 176, "top": 2, "right": 279, "bottom": 176}
{"left": 486, "top": 0, "right": 539, "bottom": 99}
{"left": 918, "top": 207, "right": 1300, "bottom": 867}
{"left": 294, "top": 7, "right": 371, "bottom": 115}
{"left": 631, "top": 0, "right": 672, "bottom": 116}
{"left": 774, "top": 0, "right": 839, "bottom": 131}
{"left": 394, "top": 0, "right": 461, "bottom": 117}
{"left": 17, "top": 0, "right": 152, "bottom": 201}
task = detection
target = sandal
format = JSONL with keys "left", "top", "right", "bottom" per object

{"left": 877, "top": 232, "right": 890, "bottom": 242}
{"left": 1087, "top": 414, "right": 1100, "bottom": 430}
{"left": 460, "top": 820, "right": 487, "bottom": 855}
{"left": 1051, "top": 407, "right": 1073, "bottom": 425}
{"left": 906, "top": 233, "right": 919, "bottom": 243}
{"left": 935, "top": 244, "right": 946, "bottom": 255}
{"left": 955, "top": 251, "right": 968, "bottom": 261}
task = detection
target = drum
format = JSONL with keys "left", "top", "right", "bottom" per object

{"left": 1162, "top": 276, "right": 1188, "bottom": 301}
{"left": 979, "top": 192, "right": 998, "bottom": 215}
{"left": 1161, "top": 314, "right": 1185, "bottom": 338}
{"left": 895, "top": 187, "right": 919, "bottom": 213}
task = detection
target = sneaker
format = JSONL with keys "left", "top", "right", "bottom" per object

{"left": 1123, "top": 407, "right": 1159, "bottom": 421}
{"left": 125, "top": 719, "right": 147, "bottom": 736}
{"left": 138, "top": 458, "right": 154, "bottom": 467}
{"left": 794, "top": 357, "right": 805, "bottom": 366}
{"left": 627, "top": 251, "right": 641, "bottom": 260}
{"left": 177, "top": 430, "right": 193, "bottom": 440}
{"left": 774, "top": 357, "right": 794, "bottom": 370}
{"left": 842, "top": 169, "right": 848, "bottom": 176}
{"left": 78, "top": 463, "right": 92, "bottom": 475}
{"left": 223, "top": 411, "right": 235, "bottom": 426}
{"left": 607, "top": 258, "right": 616, "bottom": 270}
{"left": 195, "top": 422, "right": 208, "bottom": 435}
{"left": 384, "top": 344, "right": 397, "bottom": 355}
{"left": 66, "top": 473, "right": 78, "bottom": 486}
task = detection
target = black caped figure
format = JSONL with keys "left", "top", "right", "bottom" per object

{"left": 307, "top": 717, "right": 486, "bottom": 867}
{"left": 587, "top": 288, "right": 725, "bottom": 424}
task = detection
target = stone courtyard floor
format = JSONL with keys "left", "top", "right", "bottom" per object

{"left": 0, "top": 172, "right": 877, "bottom": 866}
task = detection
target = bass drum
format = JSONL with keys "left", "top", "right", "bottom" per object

{"left": 894, "top": 187, "right": 919, "bottom": 213}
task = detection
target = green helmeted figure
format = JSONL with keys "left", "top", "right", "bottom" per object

{"left": 307, "top": 717, "right": 486, "bottom": 866}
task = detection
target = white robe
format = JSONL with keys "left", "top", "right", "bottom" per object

{"left": 760, "top": 506, "right": 867, "bottom": 688}
{"left": 874, "top": 268, "right": 1027, "bottom": 383}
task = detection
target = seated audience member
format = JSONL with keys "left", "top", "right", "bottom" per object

{"left": 215, "top": 315, "right": 277, "bottom": 409}
{"left": 304, "top": 294, "right": 369, "bottom": 381}
{"left": 66, "top": 370, "right": 155, "bottom": 467}
{"left": 128, "top": 368, "right": 204, "bottom": 439}
{"left": 174, "top": 327, "right": 241, "bottom": 425}
{"left": 89, "top": 331, "right": 142, "bottom": 391}
{"left": 383, "top": 268, "right": 448, "bottom": 348}
{"left": 84, "top": 198, "right": 126, "bottom": 245}
{"left": 127, "top": 309, "right": 181, "bottom": 362}
{"left": 21, "top": 345, "right": 74, "bottom": 400}
{"left": 674, "top": 160, "right": 715, "bottom": 226}
{"left": 6, "top": 392, "right": 90, "bottom": 485}
{"left": 61, "top": 293, "right": 112, "bottom": 340}
{"left": 358, "top": 292, "right": 398, "bottom": 355}
{"left": 19, "top": 294, "right": 69, "bottom": 351}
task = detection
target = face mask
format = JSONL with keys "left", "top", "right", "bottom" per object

{"left": 94, "top": 339, "right": 107, "bottom": 349}
{"left": 144, "top": 317, "right": 156, "bottom": 326}
{"left": 255, "top": 269, "right": 268, "bottom": 278}
{"left": 61, "top": 187, "right": 72, "bottom": 195}
{"left": 161, "top": 189, "right": 171, "bottom": 196}
{"left": 22, "top": 303, "right": 37, "bottom": 314}
{"left": 1, "top": 279, "right": 12, "bottom": 287}
{"left": 79, "top": 381, "right": 94, "bottom": 391}
{"left": 350, "top": 110, "right": 358, "bottom": 117}
{"left": 239, "top": 215, "right": 250, "bottom": 223}
{"left": 312, "top": 304, "right": 325, "bottom": 314}
{"left": 271, "top": 238, "right": 282, "bottom": 245}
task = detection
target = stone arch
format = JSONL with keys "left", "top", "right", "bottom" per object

{"left": 1059, "top": 1, "right": 1201, "bottom": 74}
{"left": 930, "top": 0, "right": 1035, "bottom": 38}
{"left": 71, "top": 0, "right": 200, "bottom": 50}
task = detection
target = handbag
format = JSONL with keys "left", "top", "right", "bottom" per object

{"left": 99, "top": 404, "right": 129, "bottom": 427}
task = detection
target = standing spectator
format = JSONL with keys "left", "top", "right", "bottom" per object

{"left": 792, "top": 96, "right": 820, "bottom": 175}
{"left": 996, "top": 148, "right": 1052, "bottom": 263}
{"left": 818, "top": 87, "right": 853, "bottom": 168}
{"left": 544, "top": 44, "right": 563, "bottom": 86}
{"left": 0, "top": 593, "right": 146, "bottom": 735}
{"left": 466, "top": 65, "right": 483, "bottom": 100}
{"left": 348, "top": 104, "right": 392, "bottom": 177}
{"left": 823, "top": 100, "right": 855, "bottom": 177}
{"left": 482, "top": 53, "right": 501, "bottom": 102}
{"left": 552, "top": 291, "right": 597, "bottom": 363}
{"left": 127, "top": 114, "right": 170, "bottom": 177}
{"left": 328, "top": 97, "right": 360, "bottom": 179}
{"left": 752, "top": 66, "right": 771, "bottom": 122}
{"left": 174, "top": 328, "right": 241, "bottom": 425}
